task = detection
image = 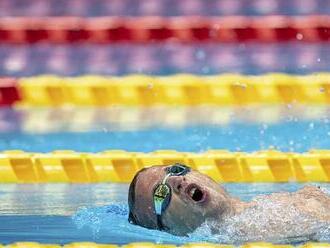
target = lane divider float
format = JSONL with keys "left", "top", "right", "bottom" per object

{"left": 1, "top": 73, "right": 330, "bottom": 107}
{"left": 0, "top": 16, "right": 329, "bottom": 43}
{"left": 1, "top": 149, "right": 330, "bottom": 183}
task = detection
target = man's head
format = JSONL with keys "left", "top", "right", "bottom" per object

{"left": 128, "top": 164, "right": 232, "bottom": 236}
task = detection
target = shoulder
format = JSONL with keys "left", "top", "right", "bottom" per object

{"left": 297, "top": 185, "right": 329, "bottom": 198}
{"left": 295, "top": 185, "right": 330, "bottom": 221}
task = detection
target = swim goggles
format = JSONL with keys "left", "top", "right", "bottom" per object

{"left": 153, "top": 163, "right": 191, "bottom": 230}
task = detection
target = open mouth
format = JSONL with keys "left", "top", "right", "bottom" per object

{"left": 186, "top": 184, "right": 205, "bottom": 202}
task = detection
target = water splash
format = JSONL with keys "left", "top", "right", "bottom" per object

{"left": 72, "top": 200, "right": 330, "bottom": 245}
{"left": 72, "top": 204, "right": 206, "bottom": 244}
{"left": 193, "top": 195, "right": 330, "bottom": 244}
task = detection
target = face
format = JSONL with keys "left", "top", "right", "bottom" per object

{"left": 130, "top": 165, "right": 232, "bottom": 236}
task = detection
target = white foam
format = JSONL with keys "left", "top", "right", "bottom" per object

{"left": 191, "top": 196, "right": 330, "bottom": 244}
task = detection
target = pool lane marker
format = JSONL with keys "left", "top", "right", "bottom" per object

{"left": 0, "top": 15, "right": 329, "bottom": 43}
{"left": 1, "top": 73, "right": 330, "bottom": 107}
{"left": 0, "top": 150, "right": 330, "bottom": 183}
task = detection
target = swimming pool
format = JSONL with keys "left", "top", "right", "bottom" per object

{"left": 0, "top": 105, "right": 329, "bottom": 244}
{"left": 1, "top": 1, "right": 330, "bottom": 245}
{"left": 0, "top": 183, "right": 329, "bottom": 245}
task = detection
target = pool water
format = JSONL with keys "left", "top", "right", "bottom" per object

{"left": 1, "top": 104, "right": 330, "bottom": 244}
{"left": 0, "top": 183, "right": 329, "bottom": 245}
{"left": 1, "top": 1, "right": 329, "bottom": 245}
{"left": 1, "top": 105, "right": 330, "bottom": 153}
{"left": 1, "top": 0, "right": 329, "bottom": 17}
{"left": 1, "top": 43, "right": 329, "bottom": 76}
{"left": 1, "top": 105, "right": 330, "bottom": 244}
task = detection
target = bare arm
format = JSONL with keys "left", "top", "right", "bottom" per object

{"left": 294, "top": 185, "right": 330, "bottom": 221}
{"left": 218, "top": 185, "right": 330, "bottom": 243}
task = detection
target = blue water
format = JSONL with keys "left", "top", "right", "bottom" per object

{"left": 1, "top": 0, "right": 329, "bottom": 244}
{"left": 0, "top": 8, "right": 328, "bottom": 246}
{"left": 1, "top": 105, "right": 330, "bottom": 244}
{"left": 0, "top": 183, "right": 328, "bottom": 245}
{"left": 1, "top": 106, "right": 330, "bottom": 153}
{"left": 2, "top": 123, "right": 330, "bottom": 152}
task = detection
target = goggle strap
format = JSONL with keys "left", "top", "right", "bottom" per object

{"left": 152, "top": 164, "right": 191, "bottom": 231}
{"left": 156, "top": 214, "right": 165, "bottom": 230}
{"left": 162, "top": 173, "right": 171, "bottom": 184}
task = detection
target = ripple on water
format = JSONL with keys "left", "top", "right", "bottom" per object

{"left": 72, "top": 202, "right": 330, "bottom": 245}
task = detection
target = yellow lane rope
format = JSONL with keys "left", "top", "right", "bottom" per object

{"left": 1, "top": 150, "right": 330, "bottom": 183}
{"left": 17, "top": 73, "right": 330, "bottom": 106}
{"left": 3, "top": 242, "right": 330, "bottom": 248}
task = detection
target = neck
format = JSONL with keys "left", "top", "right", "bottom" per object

{"left": 211, "top": 185, "right": 252, "bottom": 223}
{"left": 230, "top": 197, "right": 251, "bottom": 214}
{"left": 216, "top": 195, "right": 251, "bottom": 222}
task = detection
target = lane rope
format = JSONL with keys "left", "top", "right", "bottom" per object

{"left": 2, "top": 73, "right": 330, "bottom": 106}
{"left": 1, "top": 149, "right": 330, "bottom": 183}
{"left": 0, "top": 16, "right": 329, "bottom": 43}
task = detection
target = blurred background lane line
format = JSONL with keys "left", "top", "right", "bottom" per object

{"left": 0, "top": 0, "right": 329, "bottom": 17}
{"left": 0, "top": 43, "right": 329, "bottom": 76}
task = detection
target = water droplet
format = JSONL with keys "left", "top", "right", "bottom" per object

{"left": 202, "top": 66, "right": 210, "bottom": 74}
{"left": 296, "top": 33, "right": 303, "bottom": 40}
{"left": 317, "top": 58, "right": 321, "bottom": 62}
{"left": 320, "top": 87, "right": 325, "bottom": 92}
{"left": 309, "top": 122, "right": 314, "bottom": 129}
{"left": 196, "top": 50, "right": 206, "bottom": 60}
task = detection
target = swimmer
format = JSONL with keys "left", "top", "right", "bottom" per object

{"left": 128, "top": 163, "right": 330, "bottom": 243}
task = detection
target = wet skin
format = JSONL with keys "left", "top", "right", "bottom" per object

{"left": 129, "top": 165, "right": 330, "bottom": 240}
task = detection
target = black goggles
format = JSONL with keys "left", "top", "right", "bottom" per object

{"left": 153, "top": 163, "right": 191, "bottom": 230}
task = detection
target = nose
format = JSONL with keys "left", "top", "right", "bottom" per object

{"left": 168, "top": 176, "right": 186, "bottom": 194}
